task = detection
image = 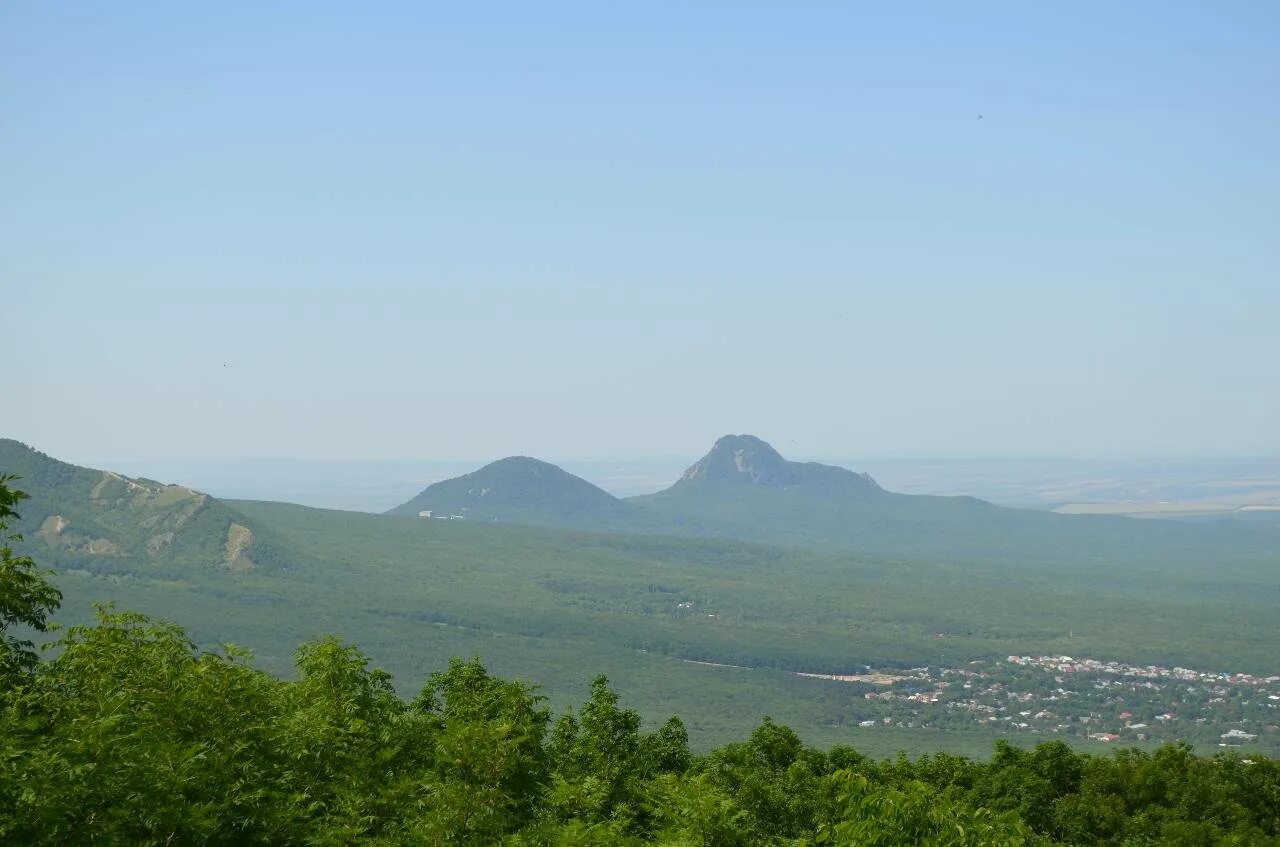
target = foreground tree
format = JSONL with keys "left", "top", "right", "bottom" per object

{"left": 2, "top": 609, "right": 289, "bottom": 845}
{"left": 403, "top": 657, "right": 551, "bottom": 845}
{"left": 814, "top": 770, "right": 1034, "bottom": 846}
{"left": 0, "top": 475, "right": 62, "bottom": 680}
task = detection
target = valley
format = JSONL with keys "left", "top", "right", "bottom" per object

{"left": 5, "top": 436, "right": 1279, "bottom": 755}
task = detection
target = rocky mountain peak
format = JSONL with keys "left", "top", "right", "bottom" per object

{"left": 680, "top": 434, "right": 800, "bottom": 487}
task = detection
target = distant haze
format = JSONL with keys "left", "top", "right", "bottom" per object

{"left": 4, "top": 3, "right": 1278, "bottom": 463}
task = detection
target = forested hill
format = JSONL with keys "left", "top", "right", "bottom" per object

{"left": 386, "top": 460, "right": 632, "bottom": 527}
{"left": 0, "top": 438, "right": 266, "bottom": 573}
{"left": 386, "top": 455, "right": 680, "bottom": 532}
{"left": 388, "top": 434, "right": 1280, "bottom": 572}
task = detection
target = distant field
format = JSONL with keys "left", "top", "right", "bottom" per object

{"left": 1053, "top": 499, "right": 1280, "bottom": 523}
{"left": 1054, "top": 502, "right": 1254, "bottom": 517}
{"left": 848, "top": 459, "right": 1280, "bottom": 512}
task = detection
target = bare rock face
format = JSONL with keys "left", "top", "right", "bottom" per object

{"left": 86, "top": 538, "right": 122, "bottom": 555}
{"left": 223, "top": 522, "right": 255, "bottom": 571}
{"left": 40, "top": 514, "right": 69, "bottom": 538}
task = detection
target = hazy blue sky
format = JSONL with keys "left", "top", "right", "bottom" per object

{"left": 4, "top": 2, "right": 1277, "bottom": 463}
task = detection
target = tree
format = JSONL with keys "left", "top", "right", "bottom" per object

{"left": 815, "top": 770, "right": 1033, "bottom": 847}
{"left": 544, "top": 674, "right": 653, "bottom": 835}
{"left": 649, "top": 772, "right": 751, "bottom": 847}
{"left": 2, "top": 608, "right": 291, "bottom": 845}
{"left": 699, "top": 717, "right": 826, "bottom": 840}
{"left": 279, "top": 636, "right": 414, "bottom": 845}
{"left": 0, "top": 475, "right": 62, "bottom": 679}
{"left": 406, "top": 657, "right": 551, "bottom": 844}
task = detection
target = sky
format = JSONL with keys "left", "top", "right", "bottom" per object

{"left": 4, "top": 2, "right": 1278, "bottom": 464}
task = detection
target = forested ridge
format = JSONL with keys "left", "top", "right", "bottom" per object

{"left": 3, "top": 478, "right": 1279, "bottom": 845}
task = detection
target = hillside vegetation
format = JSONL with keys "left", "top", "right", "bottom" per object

{"left": 0, "top": 439, "right": 263, "bottom": 573}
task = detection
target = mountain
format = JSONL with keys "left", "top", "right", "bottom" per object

{"left": 673, "top": 434, "right": 882, "bottom": 495}
{"left": 387, "top": 456, "right": 672, "bottom": 532}
{"left": 631, "top": 435, "right": 1280, "bottom": 569}
{"left": 0, "top": 439, "right": 264, "bottom": 573}
{"left": 384, "top": 436, "right": 886, "bottom": 536}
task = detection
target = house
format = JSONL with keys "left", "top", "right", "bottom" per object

{"left": 418, "top": 510, "right": 433, "bottom": 518}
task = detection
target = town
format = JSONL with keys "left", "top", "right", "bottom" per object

{"left": 813, "top": 654, "right": 1280, "bottom": 753}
